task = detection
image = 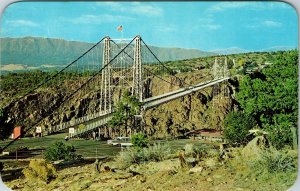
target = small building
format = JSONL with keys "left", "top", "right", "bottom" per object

{"left": 11, "top": 126, "right": 23, "bottom": 139}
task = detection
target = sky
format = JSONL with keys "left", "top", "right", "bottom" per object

{"left": 0, "top": 1, "right": 298, "bottom": 51}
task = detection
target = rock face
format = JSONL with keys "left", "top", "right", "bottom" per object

{"left": 4, "top": 69, "right": 236, "bottom": 137}
{"left": 144, "top": 77, "right": 235, "bottom": 138}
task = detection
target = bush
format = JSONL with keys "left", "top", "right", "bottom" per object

{"left": 131, "top": 134, "right": 148, "bottom": 148}
{"left": 143, "top": 143, "right": 171, "bottom": 162}
{"left": 266, "top": 126, "right": 293, "bottom": 150}
{"left": 248, "top": 148, "right": 296, "bottom": 173}
{"left": 44, "top": 141, "right": 77, "bottom": 161}
{"left": 114, "top": 143, "right": 171, "bottom": 169}
{"left": 22, "top": 159, "right": 56, "bottom": 183}
{"left": 224, "top": 111, "right": 256, "bottom": 145}
{"left": 184, "top": 143, "right": 209, "bottom": 159}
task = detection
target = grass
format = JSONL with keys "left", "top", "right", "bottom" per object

{"left": 155, "top": 138, "right": 218, "bottom": 152}
{"left": 0, "top": 135, "right": 217, "bottom": 159}
{"left": 2, "top": 134, "right": 297, "bottom": 191}
{"left": 0, "top": 133, "right": 121, "bottom": 158}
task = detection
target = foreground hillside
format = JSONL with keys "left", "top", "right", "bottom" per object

{"left": 4, "top": 140, "right": 297, "bottom": 191}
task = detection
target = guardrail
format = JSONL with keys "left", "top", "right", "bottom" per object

{"left": 70, "top": 114, "right": 113, "bottom": 138}
{"left": 48, "top": 110, "right": 113, "bottom": 134}
{"left": 143, "top": 78, "right": 229, "bottom": 109}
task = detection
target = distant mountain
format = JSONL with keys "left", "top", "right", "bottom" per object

{"left": 211, "top": 47, "right": 250, "bottom": 55}
{"left": 0, "top": 37, "right": 215, "bottom": 71}
{"left": 211, "top": 46, "right": 297, "bottom": 55}
{"left": 260, "top": 46, "right": 296, "bottom": 52}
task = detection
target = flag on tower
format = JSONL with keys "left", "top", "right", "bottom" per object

{"left": 117, "top": 25, "right": 123, "bottom": 31}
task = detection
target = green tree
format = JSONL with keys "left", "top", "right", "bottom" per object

{"left": 108, "top": 91, "right": 142, "bottom": 136}
{"left": 131, "top": 133, "right": 148, "bottom": 148}
{"left": 236, "top": 50, "right": 298, "bottom": 148}
{"left": 237, "top": 59, "right": 245, "bottom": 68}
{"left": 44, "top": 141, "right": 77, "bottom": 161}
{"left": 224, "top": 111, "right": 256, "bottom": 145}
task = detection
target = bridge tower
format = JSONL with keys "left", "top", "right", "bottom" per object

{"left": 213, "top": 56, "right": 228, "bottom": 80}
{"left": 133, "top": 36, "right": 143, "bottom": 102}
{"left": 212, "top": 56, "right": 229, "bottom": 105}
{"left": 212, "top": 56, "right": 229, "bottom": 131}
{"left": 100, "top": 37, "right": 112, "bottom": 114}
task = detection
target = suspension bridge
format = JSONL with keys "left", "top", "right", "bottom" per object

{"left": 2, "top": 35, "right": 230, "bottom": 151}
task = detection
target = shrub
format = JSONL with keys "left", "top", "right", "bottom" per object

{"left": 266, "top": 126, "right": 293, "bottom": 150}
{"left": 114, "top": 147, "right": 143, "bottom": 169}
{"left": 224, "top": 111, "right": 256, "bottom": 145}
{"left": 184, "top": 143, "right": 209, "bottom": 159}
{"left": 248, "top": 148, "right": 296, "bottom": 173}
{"left": 44, "top": 141, "right": 77, "bottom": 161}
{"left": 183, "top": 144, "right": 195, "bottom": 156}
{"left": 143, "top": 143, "right": 171, "bottom": 162}
{"left": 22, "top": 160, "right": 56, "bottom": 183}
{"left": 114, "top": 143, "right": 171, "bottom": 169}
{"left": 131, "top": 134, "right": 148, "bottom": 148}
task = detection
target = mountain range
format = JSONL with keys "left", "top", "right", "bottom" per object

{"left": 0, "top": 37, "right": 295, "bottom": 72}
{"left": 0, "top": 37, "right": 215, "bottom": 71}
{"left": 212, "top": 46, "right": 296, "bottom": 55}
{"left": 211, "top": 47, "right": 249, "bottom": 55}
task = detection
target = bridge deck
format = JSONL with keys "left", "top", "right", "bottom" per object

{"left": 143, "top": 77, "right": 229, "bottom": 109}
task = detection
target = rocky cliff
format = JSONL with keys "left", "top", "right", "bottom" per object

{"left": 144, "top": 76, "right": 235, "bottom": 138}
{"left": 3, "top": 69, "right": 237, "bottom": 137}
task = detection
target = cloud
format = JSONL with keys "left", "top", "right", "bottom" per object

{"left": 196, "top": 17, "right": 221, "bottom": 30}
{"left": 207, "top": 2, "right": 292, "bottom": 12}
{"left": 262, "top": 20, "right": 282, "bottom": 27}
{"left": 245, "top": 20, "right": 282, "bottom": 28}
{"left": 70, "top": 14, "right": 134, "bottom": 25}
{"left": 208, "top": 2, "right": 251, "bottom": 12}
{"left": 244, "top": 24, "right": 257, "bottom": 29}
{"left": 6, "top": 19, "right": 38, "bottom": 27}
{"left": 98, "top": 2, "right": 122, "bottom": 10}
{"left": 97, "top": 2, "right": 163, "bottom": 17}
{"left": 201, "top": 24, "right": 221, "bottom": 30}
{"left": 155, "top": 25, "right": 176, "bottom": 33}
{"left": 129, "top": 2, "right": 163, "bottom": 17}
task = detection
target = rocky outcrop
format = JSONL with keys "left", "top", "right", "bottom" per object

{"left": 144, "top": 82, "right": 234, "bottom": 138}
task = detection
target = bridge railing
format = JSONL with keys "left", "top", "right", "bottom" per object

{"left": 49, "top": 110, "right": 112, "bottom": 134}
{"left": 70, "top": 114, "right": 113, "bottom": 138}
{"left": 142, "top": 78, "right": 229, "bottom": 109}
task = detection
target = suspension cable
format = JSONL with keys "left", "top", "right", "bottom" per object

{"left": 4, "top": 36, "right": 108, "bottom": 109}
{"left": 1, "top": 36, "right": 138, "bottom": 152}
{"left": 140, "top": 38, "right": 189, "bottom": 87}
{"left": 110, "top": 40, "right": 180, "bottom": 86}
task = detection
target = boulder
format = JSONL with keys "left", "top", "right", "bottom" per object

{"left": 242, "top": 136, "right": 269, "bottom": 159}
{"left": 189, "top": 166, "right": 204, "bottom": 174}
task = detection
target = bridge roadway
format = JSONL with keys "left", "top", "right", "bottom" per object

{"left": 51, "top": 77, "right": 229, "bottom": 138}
{"left": 49, "top": 111, "right": 109, "bottom": 134}
{"left": 142, "top": 77, "right": 229, "bottom": 109}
